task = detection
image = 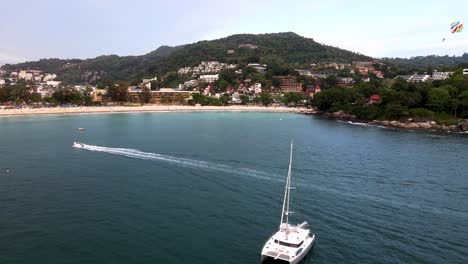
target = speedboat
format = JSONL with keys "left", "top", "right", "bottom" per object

{"left": 77, "top": 128, "right": 86, "bottom": 131}
{"left": 73, "top": 142, "right": 85, "bottom": 148}
{"left": 261, "top": 143, "right": 315, "bottom": 264}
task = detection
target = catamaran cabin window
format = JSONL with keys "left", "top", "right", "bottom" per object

{"left": 274, "top": 239, "right": 303, "bottom": 248}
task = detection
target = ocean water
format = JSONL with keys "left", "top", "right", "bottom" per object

{"left": 0, "top": 112, "right": 467, "bottom": 264}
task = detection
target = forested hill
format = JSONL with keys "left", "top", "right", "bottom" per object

{"left": 382, "top": 53, "right": 468, "bottom": 74}
{"left": 1, "top": 32, "right": 371, "bottom": 84}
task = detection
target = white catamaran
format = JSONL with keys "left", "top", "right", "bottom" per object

{"left": 261, "top": 143, "right": 315, "bottom": 264}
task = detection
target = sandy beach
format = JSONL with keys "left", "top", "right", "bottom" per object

{"left": 0, "top": 105, "right": 311, "bottom": 117}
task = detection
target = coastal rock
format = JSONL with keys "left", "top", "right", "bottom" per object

{"left": 448, "top": 125, "right": 459, "bottom": 131}
{"left": 405, "top": 123, "right": 420, "bottom": 129}
{"left": 441, "top": 126, "right": 450, "bottom": 131}
{"left": 390, "top": 121, "right": 399, "bottom": 127}
{"left": 460, "top": 120, "right": 468, "bottom": 131}
{"left": 429, "top": 121, "right": 436, "bottom": 125}
{"left": 332, "top": 111, "right": 345, "bottom": 118}
{"left": 381, "top": 121, "right": 390, "bottom": 126}
{"left": 418, "top": 123, "right": 432, "bottom": 129}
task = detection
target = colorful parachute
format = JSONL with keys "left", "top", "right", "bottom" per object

{"left": 451, "top": 21, "right": 463, "bottom": 33}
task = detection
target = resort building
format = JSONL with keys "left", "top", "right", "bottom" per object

{"left": 199, "top": 74, "right": 219, "bottom": 83}
{"left": 91, "top": 88, "right": 107, "bottom": 102}
{"left": 432, "top": 71, "right": 451, "bottom": 80}
{"left": 278, "top": 76, "right": 302, "bottom": 92}
{"left": 46, "top": 80, "right": 62, "bottom": 87}
{"left": 409, "top": 75, "right": 431, "bottom": 83}
{"left": 336, "top": 77, "right": 355, "bottom": 87}
{"left": 127, "top": 88, "right": 195, "bottom": 104}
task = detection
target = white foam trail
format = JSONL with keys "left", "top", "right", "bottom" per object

{"left": 74, "top": 143, "right": 278, "bottom": 181}
{"left": 73, "top": 143, "right": 468, "bottom": 219}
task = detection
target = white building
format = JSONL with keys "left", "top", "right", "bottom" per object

{"left": 184, "top": 79, "right": 198, "bottom": 88}
{"left": 432, "top": 71, "right": 451, "bottom": 80}
{"left": 409, "top": 75, "right": 431, "bottom": 83}
{"left": 463, "top": 69, "right": 468, "bottom": 75}
{"left": 247, "top": 63, "right": 267, "bottom": 73}
{"left": 43, "top": 74, "right": 57, "bottom": 82}
{"left": 36, "top": 86, "right": 54, "bottom": 98}
{"left": 46, "top": 80, "right": 62, "bottom": 87}
{"left": 142, "top": 76, "right": 157, "bottom": 89}
{"left": 231, "top": 92, "right": 241, "bottom": 104}
{"left": 18, "top": 70, "right": 34, "bottom": 81}
{"left": 0, "top": 79, "right": 5, "bottom": 87}
{"left": 199, "top": 74, "right": 219, "bottom": 83}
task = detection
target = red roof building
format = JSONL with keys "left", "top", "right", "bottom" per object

{"left": 370, "top": 94, "right": 382, "bottom": 104}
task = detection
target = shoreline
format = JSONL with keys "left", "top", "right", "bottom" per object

{"left": 309, "top": 111, "right": 468, "bottom": 134}
{"left": 0, "top": 105, "right": 312, "bottom": 117}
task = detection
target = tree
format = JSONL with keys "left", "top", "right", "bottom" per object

{"left": 383, "top": 104, "right": 409, "bottom": 120}
{"left": 138, "top": 87, "right": 152, "bottom": 105}
{"left": 283, "top": 92, "right": 304, "bottom": 106}
{"left": 259, "top": 93, "right": 273, "bottom": 106}
{"left": 160, "top": 95, "right": 172, "bottom": 104}
{"left": 107, "top": 81, "right": 129, "bottom": 103}
{"left": 312, "top": 87, "right": 359, "bottom": 111}
{"left": 323, "top": 75, "right": 337, "bottom": 88}
{"left": 219, "top": 94, "right": 231, "bottom": 106}
{"left": 52, "top": 88, "right": 83, "bottom": 105}
{"left": 426, "top": 87, "right": 451, "bottom": 112}
{"left": 240, "top": 95, "right": 249, "bottom": 105}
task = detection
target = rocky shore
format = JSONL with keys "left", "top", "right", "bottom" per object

{"left": 308, "top": 110, "right": 468, "bottom": 133}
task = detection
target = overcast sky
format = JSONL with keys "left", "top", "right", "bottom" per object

{"left": 1, "top": 0, "right": 467, "bottom": 65}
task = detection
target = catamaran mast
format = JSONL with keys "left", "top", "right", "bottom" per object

{"left": 280, "top": 142, "right": 294, "bottom": 231}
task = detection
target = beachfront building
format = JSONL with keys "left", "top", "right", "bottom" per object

{"left": 127, "top": 88, "right": 195, "bottom": 104}
{"left": 142, "top": 76, "right": 157, "bottom": 89}
{"left": 35, "top": 86, "right": 54, "bottom": 98}
{"left": 199, "top": 74, "right": 219, "bottom": 83}
{"left": 278, "top": 76, "right": 302, "bottom": 92}
{"left": 91, "top": 88, "right": 107, "bottom": 102}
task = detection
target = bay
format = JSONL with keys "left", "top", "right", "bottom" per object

{"left": 1, "top": 112, "right": 467, "bottom": 264}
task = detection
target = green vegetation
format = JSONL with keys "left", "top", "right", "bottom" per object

{"left": 138, "top": 87, "right": 152, "bottom": 105}
{"left": 1, "top": 32, "right": 371, "bottom": 85}
{"left": 312, "top": 73, "right": 468, "bottom": 122}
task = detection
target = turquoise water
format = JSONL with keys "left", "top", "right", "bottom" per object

{"left": 0, "top": 112, "right": 467, "bottom": 264}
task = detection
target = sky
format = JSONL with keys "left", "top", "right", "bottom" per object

{"left": 0, "top": 0, "right": 467, "bottom": 65}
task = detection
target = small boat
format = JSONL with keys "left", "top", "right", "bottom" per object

{"left": 72, "top": 142, "right": 85, "bottom": 148}
{"left": 261, "top": 143, "right": 315, "bottom": 264}
{"left": 77, "top": 128, "right": 86, "bottom": 131}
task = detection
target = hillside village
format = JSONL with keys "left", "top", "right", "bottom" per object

{"left": 1, "top": 32, "right": 468, "bottom": 128}
{"left": 0, "top": 58, "right": 461, "bottom": 107}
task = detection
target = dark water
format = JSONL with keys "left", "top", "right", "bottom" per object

{"left": 0, "top": 112, "right": 467, "bottom": 264}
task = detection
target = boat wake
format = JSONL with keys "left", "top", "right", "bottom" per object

{"left": 72, "top": 142, "right": 276, "bottom": 181}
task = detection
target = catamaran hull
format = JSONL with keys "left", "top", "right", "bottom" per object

{"left": 261, "top": 234, "right": 315, "bottom": 264}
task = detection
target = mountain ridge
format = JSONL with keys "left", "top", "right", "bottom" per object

{"left": 1, "top": 32, "right": 372, "bottom": 84}
{"left": 3, "top": 32, "right": 467, "bottom": 84}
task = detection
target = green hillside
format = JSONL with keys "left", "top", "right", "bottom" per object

{"left": 1, "top": 32, "right": 371, "bottom": 84}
